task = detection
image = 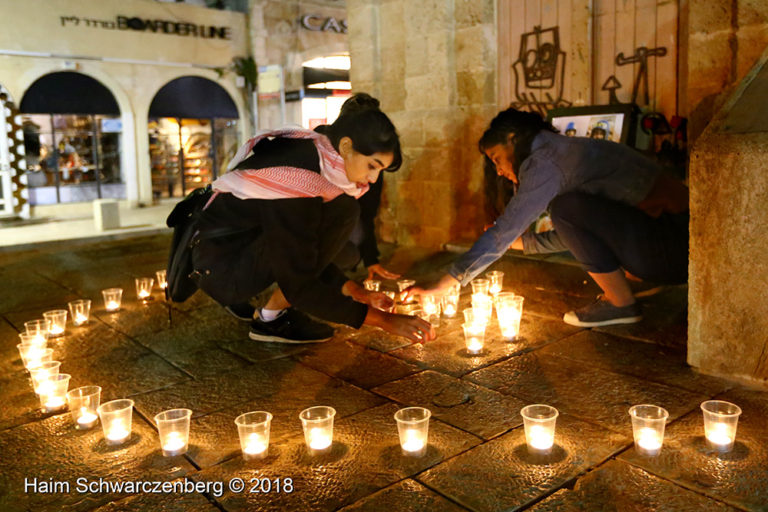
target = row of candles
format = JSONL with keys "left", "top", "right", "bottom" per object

{"left": 15, "top": 268, "right": 744, "bottom": 462}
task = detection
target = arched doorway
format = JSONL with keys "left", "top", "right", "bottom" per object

{"left": 19, "top": 71, "right": 123, "bottom": 205}
{"left": 148, "top": 76, "right": 240, "bottom": 199}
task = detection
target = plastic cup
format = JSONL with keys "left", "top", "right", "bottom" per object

{"left": 135, "top": 277, "right": 154, "bottom": 301}
{"left": 701, "top": 400, "right": 742, "bottom": 453}
{"left": 156, "top": 269, "right": 168, "bottom": 290}
{"left": 19, "top": 332, "right": 47, "bottom": 347}
{"left": 441, "top": 291, "right": 459, "bottom": 318}
{"left": 102, "top": 288, "right": 123, "bottom": 311}
{"left": 18, "top": 345, "right": 53, "bottom": 370}
{"left": 300, "top": 406, "right": 336, "bottom": 454}
{"left": 471, "top": 293, "right": 493, "bottom": 323}
{"left": 394, "top": 407, "right": 431, "bottom": 457}
{"left": 364, "top": 280, "right": 381, "bottom": 292}
{"left": 98, "top": 399, "right": 134, "bottom": 445}
{"left": 39, "top": 373, "right": 71, "bottom": 413}
{"left": 235, "top": 411, "right": 273, "bottom": 461}
{"left": 496, "top": 294, "right": 524, "bottom": 341}
{"left": 486, "top": 270, "right": 504, "bottom": 295}
{"left": 629, "top": 404, "right": 669, "bottom": 456}
{"left": 29, "top": 361, "right": 62, "bottom": 395}
{"left": 68, "top": 299, "right": 92, "bottom": 326}
{"left": 23, "top": 319, "right": 49, "bottom": 344}
{"left": 521, "top": 404, "right": 558, "bottom": 454}
{"left": 462, "top": 322, "right": 486, "bottom": 354}
{"left": 43, "top": 309, "right": 68, "bottom": 337}
{"left": 470, "top": 278, "right": 490, "bottom": 295}
{"left": 67, "top": 386, "right": 101, "bottom": 429}
{"left": 155, "top": 408, "right": 192, "bottom": 456}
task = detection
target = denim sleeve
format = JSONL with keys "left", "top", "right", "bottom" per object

{"left": 448, "top": 157, "right": 562, "bottom": 286}
{"left": 521, "top": 229, "right": 569, "bottom": 254}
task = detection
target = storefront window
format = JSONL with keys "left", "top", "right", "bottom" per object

{"left": 149, "top": 117, "right": 238, "bottom": 199}
{"left": 22, "top": 114, "right": 123, "bottom": 205}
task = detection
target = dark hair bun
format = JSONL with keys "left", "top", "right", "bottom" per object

{"left": 340, "top": 93, "right": 381, "bottom": 115}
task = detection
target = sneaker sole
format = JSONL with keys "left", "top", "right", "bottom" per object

{"left": 562, "top": 312, "right": 643, "bottom": 328}
{"left": 224, "top": 308, "right": 255, "bottom": 322}
{"left": 248, "top": 331, "right": 332, "bottom": 344}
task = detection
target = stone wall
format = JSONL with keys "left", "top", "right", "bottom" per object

{"left": 347, "top": 0, "right": 497, "bottom": 248}
{"left": 688, "top": 45, "right": 768, "bottom": 384}
{"left": 685, "top": 0, "right": 768, "bottom": 142}
{"left": 248, "top": 0, "right": 348, "bottom": 128}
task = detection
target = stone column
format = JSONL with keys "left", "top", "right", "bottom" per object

{"left": 347, "top": 0, "right": 497, "bottom": 248}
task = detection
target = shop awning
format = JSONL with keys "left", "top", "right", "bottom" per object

{"left": 303, "top": 67, "right": 349, "bottom": 86}
{"left": 20, "top": 72, "right": 120, "bottom": 115}
{"left": 149, "top": 76, "right": 239, "bottom": 119}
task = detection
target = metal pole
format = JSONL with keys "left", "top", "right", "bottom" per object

{"left": 91, "top": 115, "right": 102, "bottom": 199}
{"left": 210, "top": 117, "right": 217, "bottom": 181}
{"left": 50, "top": 114, "right": 60, "bottom": 204}
{"left": 178, "top": 117, "right": 185, "bottom": 196}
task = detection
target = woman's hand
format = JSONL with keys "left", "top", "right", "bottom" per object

{"left": 402, "top": 273, "right": 460, "bottom": 303}
{"left": 364, "top": 307, "right": 436, "bottom": 343}
{"left": 342, "top": 280, "right": 394, "bottom": 311}
{"left": 367, "top": 263, "right": 401, "bottom": 280}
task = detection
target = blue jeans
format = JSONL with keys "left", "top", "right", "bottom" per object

{"left": 549, "top": 192, "right": 688, "bottom": 284}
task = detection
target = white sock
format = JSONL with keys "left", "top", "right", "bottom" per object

{"left": 260, "top": 307, "right": 285, "bottom": 322}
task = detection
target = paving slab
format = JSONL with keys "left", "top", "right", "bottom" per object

{"left": 0, "top": 413, "right": 195, "bottom": 512}
{"left": 490, "top": 258, "right": 600, "bottom": 298}
{"left": 537, "top": 329, "right": 733, "bottom": 396}
{"left": 373, "top": 370, "right": 528, "bottom": 440}
{"left": 0, "top": 271, "right": 78, "bottom": 314}
{"left": 191, "top": 403, "right": 481, "bottom": 511}
{"left": 528, "top": 459, "right": 739, "bottom": 511}
{"left": 292, "top": 338, "right": 421, "bottom": 389}
{"left": 94, "top": 298, "right": 175, "bottom": 338}
{"left": 465, "top": 352, "right": 708, "bottom": 435}
{"left": 389, "top": 315, "right": 579, "bottom": 378}
{"left": 338, "top": 478, "right": 469, "bottom": 512}
{"left": 90, "top": 491, "right": 219, "bottom": 512}
{"left": 346, "top": 325, "right": 414, "bottom": 353}
{"left": 417, "top": 413, "right": 630, "bottom": 512}
{"left": 619, "top": 387, "right": 768, "bottom": 511}
{"left": 132, "top": 358, "right": 385, "bottom": 422}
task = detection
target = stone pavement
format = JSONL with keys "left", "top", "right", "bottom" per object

{"left": 0, "top": 234, "right": 766, "bottom": 512}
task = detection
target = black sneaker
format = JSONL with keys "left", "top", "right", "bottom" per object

{"left": 563, "top": 298, "right": 642, "bottom": 327}
{"left": 224, "top": 303, "right": 256, "bottom": 322}
{"left": 249, "top": 308, "right": 334, "bottom": 343}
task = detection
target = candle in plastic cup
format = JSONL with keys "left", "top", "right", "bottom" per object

{"left": 521, "top": 404, "right": 558, "bottom": 454}
{"left": 29, "top": 361, "right": 61, "bottom": 395}
{"left": 394, "top": 407, "right": 431, "bottom": 457}
{"left": 471, "top": 294, "right": 493, "bottom": 324}
{"left": 68, "top": 299, "right": 92, "bottom": 326}
{"left": 98, "top": 399, "right": 134, "bottom": 445}
{"left": 156, "top": 269, "right": 168, "bottom": 290}
{"left": 486, "top": 270, "right": 504, "bottom": 295}
{"left": 102, "top": 288, "right": 123, "bottom": 311}
{"left": 396, "top": 279, "right": 416, "bottom": 303}
{"left": 441, "top": 291, "right": 459, "bottom": 318}
{"left": 496, "top": 294, "right": 524, "bottom": 341}
{"left": 470, "top": 278, "right": 490, "bottom": 296}
{"left": 68, "top": 386, "right": 101, "bottom": 430}
{"left": 462, "top": 322, "right": 486, "bottom": 354}
{"left": 628, "top": 404, "right": 668, "bottom": 456}
{"left": 23, "top": 320, "right": 49, "bottom": 344}
{"left": 19, "top": 332, "right": 47, "bottom": 347}
{"left": 364, "top": 279, "right": 381, "bottom": 292}
{"left": 235, "top": 411, "right": 272, "bottom": 461}
{"left": 39, "top": 373, "right": 71, "bottom": 413}
{"left": 382, "top": 291, "right": 396, "bottom": 312}
{"left": 135, "top": 277, "right": 154, "bottom": 301}
{"left": 420, "top": 294, "right": 441, "bottom": 316}
{"left": 414, "top": 308, "right": 440, "bottom": 329}
{"left": 43, "top": 310, "right": 68, "bottom": 337}
{"left": 155, "top": 408, "right": 192, "bottom": 456}
{"left": 18, "top": 345, "right": 53, "bottom": 370}
{"left": 300, "top": 406, "right": 335, "bottom": 454}
{"left": 701, "top": 400, "right": 741, "bottom": 453}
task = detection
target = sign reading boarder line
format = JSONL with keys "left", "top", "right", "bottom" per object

{"left": 59, "top": 15, "right": 231, "bottom": 40}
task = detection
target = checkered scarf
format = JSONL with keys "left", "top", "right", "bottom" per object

{"left": 212, "top": 128, "right": 367, "bottom": 202}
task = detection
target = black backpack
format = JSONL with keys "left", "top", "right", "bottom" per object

{"left": 165, "top": 188, "right": 245, "bottom": 302}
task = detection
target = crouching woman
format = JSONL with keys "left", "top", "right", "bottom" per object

{"left": 190, "top": 101, "right": 434, "bottom": 344}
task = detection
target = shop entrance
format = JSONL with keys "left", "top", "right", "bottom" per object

{"left": 19, "top": 72, "right": 123, "bottom": 205}
{"left": 301, "top": 55, "right": 351, "bottom": 128}
{"left": 148, "top": 77, "right": 239, "bottom": 199}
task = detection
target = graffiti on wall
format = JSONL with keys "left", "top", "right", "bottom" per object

{"left": 511, "top": 25, "right": 571, "bottom": 115}
{"left": 615, "top": 46, "right": 667, "bottom": 106}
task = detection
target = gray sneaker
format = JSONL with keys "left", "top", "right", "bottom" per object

{"left": 563, "top": 298, "right": 642, "bottom": 327}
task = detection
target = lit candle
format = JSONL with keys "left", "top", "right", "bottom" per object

{"left": 107, "top": 420, "right": 130, "bottom": 443}
{"left": 443, "top": 303, "right": 457, "bottom": 316}
{"left": 706, "top": 422, "right": 732, "bottom": 447}
{"left": 77, "top": 408, "right": 98, "bottom": 429}
{"left": 636, "top": 427, "right": 662, "bottom": 452}
{"left": 308, "top": 427, "right": 332, "bottom": 450}
{"left": 527, "top": 424, "right": 555, "bottom": 450}
{"left": 106, "top": 301, "right": 119, "bottom": 311}
{"left": 44, "top": 395, "right": 66, "bottom": 412}
{"left": 243, "top": 433, "right": 268, "bottom": 456}
{"left": 138, "top": 290, "right": 150, "bottom": 299}
{"left": 162, "top": 431, "right": 186, "bottom": 453}
{"left": 423, "top": 302, "right": 438, "bottom": 316}
{"left": 75, "top": 313, "right": 88, "bottom": 325}
{"left": 489, "top": 283, "right": 501, "bottom": 295}
{"left": 400, "top": 429, "right": 425, "bottom": 453}
{"left": 466, "top": 337, "right": 483, "bottom": 354}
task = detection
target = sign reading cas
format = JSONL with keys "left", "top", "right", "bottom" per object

{"left": 299, "top": 14, "right": 347, "bottom": 34}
